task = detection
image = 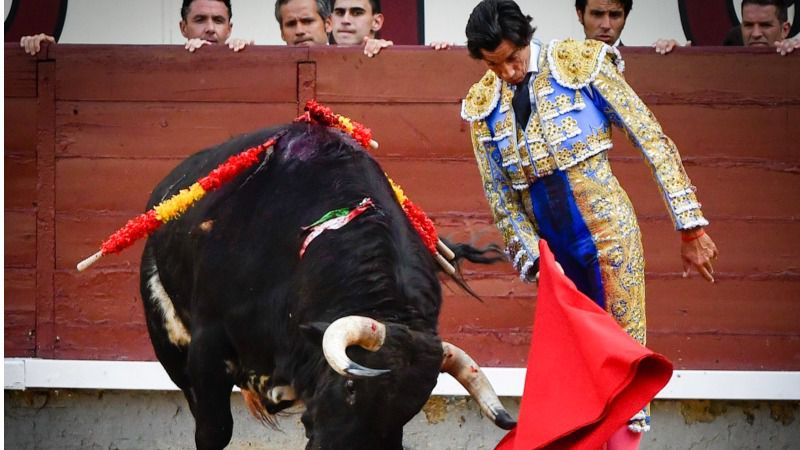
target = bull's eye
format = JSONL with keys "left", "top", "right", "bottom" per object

{"left": 345, "top": 379, "right": 357, "bottom": 406}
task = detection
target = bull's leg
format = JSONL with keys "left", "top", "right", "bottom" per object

{"left": 187, "top": 327, "right": 236, "bottom": 450}
{"left": 140, "top": 248, "right": 197, "bottom": 414}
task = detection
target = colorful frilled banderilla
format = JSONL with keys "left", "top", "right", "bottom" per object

{"left": 77, "top": 100, "right": 456, "bottom": 274}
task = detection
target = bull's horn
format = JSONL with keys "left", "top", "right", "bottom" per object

{"left": 322, "top": 316, "right": 390, "bottom": 378}
{"left": 440, "top": 341, "right": 516, "bottom": 430}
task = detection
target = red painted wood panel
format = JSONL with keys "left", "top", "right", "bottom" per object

{"left": 5, "top": 155, "right": 37, "bottom": 210}
{"left": 5, "top": 98, "right": 38, "bottom": 153}
{"left": 619, "top": 48, "right": 800, "bottom": 105}
{"left": 4, "top": 270, "right": 37, "bottom": 357}
{"left": 55, "top": 102, "right": 297, "bottom": 158}
{"left": 312, "top": 46, "right": 486, "bottom": 103}
{"left": 3, "top": 47, "right": 37, "bottom": 98}
{"left": 3, "top": 44, "right": 798, "bottom": 371}
{"left": 5, "top": 212, "right": 37, "bottom": 267}
{"left": 55, "top": 45, "right": 308, "bottom": 103}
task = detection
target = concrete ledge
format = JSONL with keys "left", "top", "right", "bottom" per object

{"left": 6, "top": 358, "right": 800, "bottom": 400}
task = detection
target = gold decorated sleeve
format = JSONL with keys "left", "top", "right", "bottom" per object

{"left": 469, "top": 123, "right": 541, "bottom": 279}
{"left": 593, "top": 60, "right": 709, "bottom": 230}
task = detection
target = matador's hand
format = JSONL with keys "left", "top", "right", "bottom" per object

{"left": 680, "top": 228, "right": 718, "bottom": 283}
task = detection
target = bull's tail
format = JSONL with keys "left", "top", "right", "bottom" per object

{"left": 439, "top": 238, "right": 507, "bottom": 301}
{"left": 241, "top": 388, "right": 280, "bottom": 429}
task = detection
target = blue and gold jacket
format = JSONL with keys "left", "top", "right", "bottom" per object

{"left": 462, "top": 39, "right": 708, "bottom": 279}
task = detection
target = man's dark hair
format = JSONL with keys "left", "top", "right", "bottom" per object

{"left": 741, "top": 0, "right": 788, "bottom": 22}
{"left": 367, "top": 0, "right": 382, "bottom": 14}
{"left": 465, "top": 0, "right": 536, "bottom": 60}
{"left": 575, "top": 0, "right": 633, "bottom": 18}
{"left": 331, "top": 0, "right": 381, "bottom": 14}
{"left": 275, "top": 0, "right": 332, "bottom": 24}
{"left": 181, "top": 0, "right": 232, "bottom": 21}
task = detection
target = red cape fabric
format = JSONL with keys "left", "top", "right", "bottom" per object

{"left": 496, "top": 240, "right": 673, "bottom": 450}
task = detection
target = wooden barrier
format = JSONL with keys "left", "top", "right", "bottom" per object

{"left": 4, "top": 43, "right": 799, "bottom": 370}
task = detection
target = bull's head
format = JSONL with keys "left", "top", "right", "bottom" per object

{"left": 299, "top": 315, "right": 515, "bottom": 449}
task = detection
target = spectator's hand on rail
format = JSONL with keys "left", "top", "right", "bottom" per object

{"left": 775, "top": 36, "right": 800, "bottom": 56}
{"left": 226, "top": 38, "right": 254, "bottom": 52}
{"left": 185, "top": 38, "right": 213, "bottom": 53}
{"left": 20, "top": 33, "right": 55, "bottom": 56}
{"left": 363, "top": 37, "right": 393, "bottom": 58}
{"left": 429, "top": 41, "right": 455, "bottom": 50}
{"left": 680, "top": 229, "right": 718, "bottom": 283}
{"left": 652, "top": 38, "right": 690, "bottom": 55}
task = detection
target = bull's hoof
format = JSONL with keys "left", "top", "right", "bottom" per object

{"left": 495, "top": 411, "right": 517, "bottom": 430}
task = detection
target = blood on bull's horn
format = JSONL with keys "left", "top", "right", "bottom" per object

{"left": 440, "top": 341, "right": 516, "bottom": 430}
{"left": 322, "top": 315, "right": 390, "bottom": 377}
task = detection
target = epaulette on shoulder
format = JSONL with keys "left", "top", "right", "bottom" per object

{"left": 545, "top": 39, "right": 625, "bottom": 90}
{"left": 461, "top": 69, "right": 501, "bottom": 122}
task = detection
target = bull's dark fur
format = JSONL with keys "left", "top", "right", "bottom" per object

{"left": 140, "top": 123, "right": 463, "bottom": 449}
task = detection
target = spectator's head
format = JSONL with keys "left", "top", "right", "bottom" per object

{"left": 575, "top": 0, "right": 632, "bottom": 45}
{"left": 180, "top": 0, "right": 233, "bottom": 43}
{"left": 466, "top": 0, "right": 536, "bottom": 85}
{"left": 331, "top": 0, "right": 384, "bottom": 45}
{"left": 275, "top": 0, "right": 332, "bottom": 46}
{"left": 741, "top": 0, "right": 790, "bottom": 47}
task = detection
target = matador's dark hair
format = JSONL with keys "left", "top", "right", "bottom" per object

{"left": 465, "top": 0, "right": 536, "bottom": 60}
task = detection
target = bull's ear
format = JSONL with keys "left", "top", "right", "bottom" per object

{"left": 299, "top": 321, "right": 329, "bottom": 345}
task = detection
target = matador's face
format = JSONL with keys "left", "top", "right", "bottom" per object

{"left": 479, "top": 39, "right": 531, "bottom": 86}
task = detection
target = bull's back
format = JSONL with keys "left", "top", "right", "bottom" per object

{"left": 142, "top": 123, "right": 430, "bottom": 320}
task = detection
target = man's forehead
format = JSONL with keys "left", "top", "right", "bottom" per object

{"left": 281, "top": 0, "right": 321, "bottom": 17}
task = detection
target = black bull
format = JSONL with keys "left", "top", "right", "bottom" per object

{"left": 139, "top": 123, "right": 515, "bottom": 449}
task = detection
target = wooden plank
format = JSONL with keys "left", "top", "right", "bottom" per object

{"left": 3, "top": 44, "right": 37, "bottom": 98}
{"left": 55, "top": 157, "right": 799, "bottom": 222}
{"left": 54, "top": 270, "right": 143, "bottom": 328}
{"left": 5, "top": 154, "right": 37, "bottom": 210}
{"left": 54, "top": 323, "right": 156, "bottom": 361}
{"left": 639, "top": 104, "right": 800, "bottom": 163}
{"left": 297, "top": 62, "right": 316, "bottom": 115}
{"left": 646, "top": 279, "right": 800, "bottom": 335}
{"left": 4, "top": 98, "right": 37, "bottom": 153}
{"left": 648, "top": 334, "right": 800, "bottom": 371}
{"left": 35, "top": 60, "right": 57, "bottom": 358}
{"left": 5, "top": 211, "right": 36, "bottom": 267}
{"left": 54, "top": 267, "right": 149, "bottom": 362}
{"left": 620, "top": 48, "right": 800, "bottom": 105}
{"left": 55, "top": 101, "right": 298, "bottom": 158}
{"left": 56, "top": 158, "right": 179, "bottom": 213}
{"left": 4, "top": 270, "right": 37, "bottom": 357}
{"left": 56, "top": 45, "right": 307, "bottom": 103}
{"left": 312, "top": 46, "right": 487, "bottom": 103}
